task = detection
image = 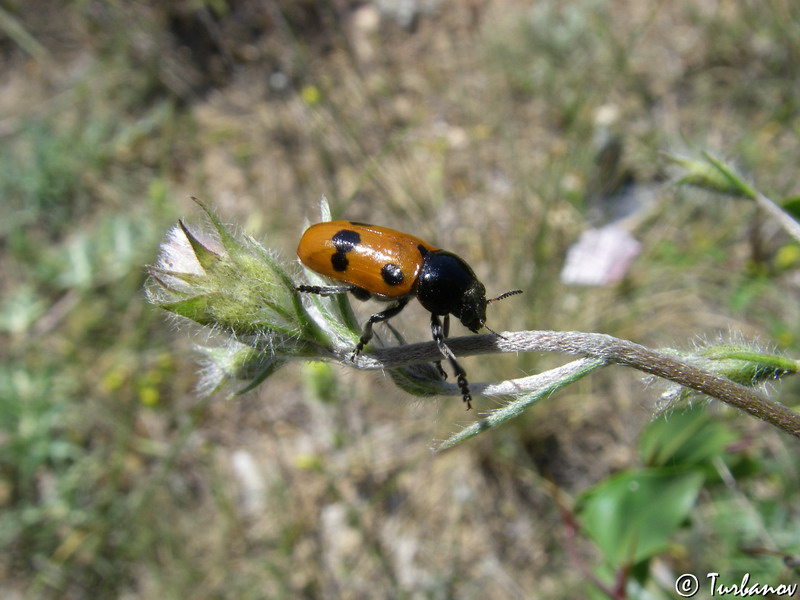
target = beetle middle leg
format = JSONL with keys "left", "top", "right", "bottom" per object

{"left": 351, "top": 297, "right": 410, "bottom": 360}
{"left": 430, "top": 313, "right": 472, "bottom": 410}
{"left": 433, "top": 314, "right": 449, "bottom": 381}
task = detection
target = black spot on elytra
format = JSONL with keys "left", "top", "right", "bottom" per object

{"left": 333, "top": 229, "right": 361, "bottom": 252}
{"left": 331, "top": 229, "right": 361, "bottom": 272}
{"left": 381, "top": 263, "right": 404, "bottom": 286}
{"left": 331, "top": 253, "right": 348, "bottom": 272}
{"left": 417, "top": 244, "right": 428, "bottom": 256}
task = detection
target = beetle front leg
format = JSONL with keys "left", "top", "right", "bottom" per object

{"left": 351, "top": 297, "right": 410, "bottom": 360}
{"left": 430, "top": 313, "right": 472, "bottom": 410}
{"left": 296, "top": 284, "right": 358, "bottom": 296}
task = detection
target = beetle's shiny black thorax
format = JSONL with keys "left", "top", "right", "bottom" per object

{"left": 416, "top": 249, "right": 487, "bottom": 332}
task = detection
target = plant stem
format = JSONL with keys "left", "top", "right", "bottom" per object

{"left": 359, "top": 330, "right": 800, "bottom": 439}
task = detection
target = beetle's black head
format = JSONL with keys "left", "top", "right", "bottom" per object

{"left": 416, "top": 250, "right": 487, "bottom": 331}
{"left": 458, "top": 280, "right": 489, "bottom": 332}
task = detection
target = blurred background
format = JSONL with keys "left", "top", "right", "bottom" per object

{"left": 2, "top": 0, "right": 799, "bottom": 598}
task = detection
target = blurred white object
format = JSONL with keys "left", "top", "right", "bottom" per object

{"left": 560, "top": 225, "right": 641, "bottom": 286}
{"left": 230, "top": 449, "right": 267, "bottom": 516}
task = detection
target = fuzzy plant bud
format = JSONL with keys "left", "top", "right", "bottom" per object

{"left": 668, "top": 152, "right": 800, "bottom": 244}
{"left": 691, "top": 344, "right": 798, "bottom": 386}
{"left": 146, "top": 199, "right": 345, "bottom": 393}
{"left": 147, "top": 198, "right": 446, "bottom": 397}
{"left": 667, "top": 152, "right": 756, "bottom": 199}
{"left": 147, "top": 201, "right": 303, "bottom": 339}
{"left": 659, "top": 342, "right": 798, "bottom": 406}
{"left": 196, "top": 342, "right": 285, "bottom": 396}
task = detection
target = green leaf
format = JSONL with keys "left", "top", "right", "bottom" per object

{"left": 781, "top": 196, "right": 800, "bottom": 220}
{"left": 639, "top": 405, "right": 737, "bottom": 468}
{"left": 577, "top": 468, "right": 705, "bottom": 566}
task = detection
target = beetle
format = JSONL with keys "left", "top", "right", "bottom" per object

{"left": 295, "top": 220, "right": 522, "bottom": 409}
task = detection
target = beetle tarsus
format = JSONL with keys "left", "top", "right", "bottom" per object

{"left": 351, "top": 298, "right": 410, "bottom": 359}
{"left": 431, "top": 313, "right": 472, "bottom": 409}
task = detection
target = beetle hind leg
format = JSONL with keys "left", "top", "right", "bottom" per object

{"left": 430, "top": 313, "right": 472, "bottom": 410}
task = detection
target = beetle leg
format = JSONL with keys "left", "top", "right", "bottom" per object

{"left": 297, "top": 284, "right": 372, "bottom": 301}
{"left": 296, "top": 284, "right": 359, "bottom": 296}
{"left": 430, "top": 313, "right": 472, "bottom": 410}
{"left": 433, "top": 314, "right": 450, "bottom": 380}
{"left": 434, "top": 361, "right": 448, "bottom": 380}
{"left": 351, "top": 297, "right": 410, "bottom": 360}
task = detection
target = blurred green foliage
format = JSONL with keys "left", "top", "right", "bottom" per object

{"left": 578, "top": 404, "right": 799, "bottom": 596}
{"left": 1, "top": 1, "right": 799, "bottom": 598}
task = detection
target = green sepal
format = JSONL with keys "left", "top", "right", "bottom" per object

{"left": 159, "top": 294, "right": 219, "bottom": 324}
{"left": 192, "top": 197, "right": 245, "bottom": 254}
{"left": 234, "top": 358, "right": 287, "bottom": 395}
{"left": 148, "top": 267, "right": 207, "bottom": 291}
{"left": 178, "top": 219, "right": 221, "bottom": 272}
{"left": 697, "top": 344, "right": 797, "bottom": 385}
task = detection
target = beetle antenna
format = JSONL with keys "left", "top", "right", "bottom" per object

{"left": 485, "top": 289, "right": 521, "bottom": 338}
{"left": 484, "top": 324, "right": 506, "bottom": 339}
{"left": 488, "top": 289, "right": 523, "bottom": 303}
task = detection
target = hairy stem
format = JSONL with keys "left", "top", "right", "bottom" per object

{"left": 354, "top": 330, "right": 800, "bottom": 439}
